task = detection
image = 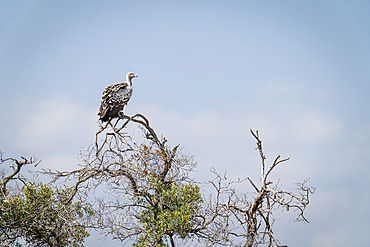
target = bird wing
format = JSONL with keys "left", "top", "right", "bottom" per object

{"left": 98, "top": 82, "right": 131, "bottom": 120}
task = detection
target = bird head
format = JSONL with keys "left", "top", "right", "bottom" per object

{"left": 127, "top": 72, "right": 138, "bottom": 79}
{"left": 126, "top": 72, "right": 138, "bottom": 86}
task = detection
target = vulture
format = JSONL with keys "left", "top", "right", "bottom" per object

{"left": 98, "top": 72, "right": 138, "bottom": 122}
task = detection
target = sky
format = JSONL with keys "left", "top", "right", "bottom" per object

{"left": 1, "top": 0, "right": 370, "bottom": 246}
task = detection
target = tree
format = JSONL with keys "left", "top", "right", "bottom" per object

{"left": 0, "top": 154, "right": 92, "bottom": 247}
{"left": 209, "top": 129, "right": 315, "bottom": 247}
{"left": 47, "top": 114, "right": 233, "bottom": 246}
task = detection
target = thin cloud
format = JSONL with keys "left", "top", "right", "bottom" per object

{"left": 16, "top": 97, "right": 97, "bottom": 151}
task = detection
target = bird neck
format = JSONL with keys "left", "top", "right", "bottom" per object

{"left": 126, "top": 75, "right": 133, "bottom": 86}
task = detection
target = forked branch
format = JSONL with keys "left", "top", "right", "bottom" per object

{"left": 0, "top": 153, "right": 40, "bottom": 196}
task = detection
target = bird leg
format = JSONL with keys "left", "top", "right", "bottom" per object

{"left": 112, "top": 112, "right": 127, "bottom": 129}
{"left": 118, "top": 112, "right": 131, "bottom": 121}
{"left": 114, "top": 112, "right": 131, "bottom": 132}
{"left": 108, "top": 119, "right": 116, "bottom": 130}
{"left": 113, "top": 118, "right": 120, "bottom": 129}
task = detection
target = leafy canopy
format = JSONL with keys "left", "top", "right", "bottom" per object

{"left": 0, "top": 182, "right": 92, "bottom": 247}
{"left": 134, "top": 179, "right": 202, "bottom": 247}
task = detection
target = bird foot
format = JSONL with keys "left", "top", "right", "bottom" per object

{"left": 118, "top": 113, "right": 130, "bottom": 120}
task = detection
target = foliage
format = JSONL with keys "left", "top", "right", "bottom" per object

{"left": 135, "top": 180, "right": 202, "bottom": 246}
{"left": 0, "top": 155, "right": 92, "bottom": 247}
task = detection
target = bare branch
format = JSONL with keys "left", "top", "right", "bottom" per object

{"left": 0, "top": 154, "right": 40, "bottom": 196}
{"left": 222, "top": 129, "right": 315, "bottom": 247}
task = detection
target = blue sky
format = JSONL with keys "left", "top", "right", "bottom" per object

{"left": 1, "top": 1, "right": 370, "bottom": 246}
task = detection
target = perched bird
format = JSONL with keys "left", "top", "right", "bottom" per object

{"left": 98, "top": 72, "right": 138, "bottom": 122}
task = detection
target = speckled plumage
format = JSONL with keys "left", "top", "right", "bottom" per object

{"left": 98, "top": 72, "right": 138, "bottom": 122}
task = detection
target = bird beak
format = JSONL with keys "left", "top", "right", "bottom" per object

{"left": 135, "top": 74, "right": 138, "bottom": 78}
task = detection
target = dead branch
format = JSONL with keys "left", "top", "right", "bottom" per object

{"left": 0, "top": 153, "right": 40, "bottom": 196}
{"left": 220, "top": 129, "right": 315, "bottom": 247}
